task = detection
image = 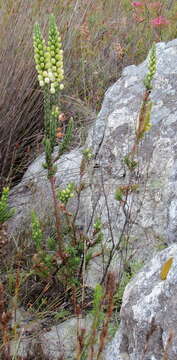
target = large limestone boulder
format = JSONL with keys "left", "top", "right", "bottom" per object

{"left": 8, "top": 38, "right": 177, "bottom": 275}
{"left": 104, "top": 244, "right": 177, "bottom": 360}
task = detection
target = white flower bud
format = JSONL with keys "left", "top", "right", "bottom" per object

{"left": 39, "top": 80, "right": 45, "bottom": 87}
{"left": 44, "top": 77, "right": 50, "bottom": 84}
{"left": 38, "top": 74, "right": 43, "bottom": 81}
{"left": 48, "top": 71, "right": 55, "bottom": 81}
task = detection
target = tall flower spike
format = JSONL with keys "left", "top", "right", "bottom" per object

{"left": 33, "top": 24, "right": 48, "bottom": 87}
{"left": 48, "top": 14, "right": 64, "bottom": 94}
{"left": 33, "top": 16, "right": 64, "bottom": 94}
{"left": 144, "top": 43, "right": 157, "bottom": 91}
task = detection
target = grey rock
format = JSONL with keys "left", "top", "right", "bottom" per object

{"left": 104, "top": 244, "right": 177, "bottom": 360}
{"left": 8, "top": 149, "right": 83, "bottom": 238}
{"left": 11, "top": 315, "right": 92, "bottom": 360}
{"left": 41, "top": 316, "right": 92, "bottom": 360}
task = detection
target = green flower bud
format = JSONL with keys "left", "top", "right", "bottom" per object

{"left": 51, "top": 58, "right": 56, "bottom": 64}
{"left": 45, "top": 52, "right": 50, "bottom": 59}
{"left": 45, "top": 62, "right": 51, "bottom": 69}
{"left": 43, "top": 71, "right": 48, "bottom": 77}
{"left": 56, "top": 61, "right": 62, "bottom": 67}
{"left": 50, "top": 85, "right": 55, "bottom": 94}
{"left": 34, "top": 55, "right": 39, "bottom": 62}
{"left": 53, "top": 82, "right": 58, "bottom": 88}
{"left": 144, "top": 43, "right": 157, "bottom": 90}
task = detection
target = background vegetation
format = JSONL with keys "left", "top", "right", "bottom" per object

{"left": 0, "top": 0, "right": 176, "bottom": 191}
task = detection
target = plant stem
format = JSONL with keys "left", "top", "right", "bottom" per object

{"left": 49, "top": 175, "right": 65, "bottom": 260}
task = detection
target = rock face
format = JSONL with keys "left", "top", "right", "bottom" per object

{"left": 104, "top": 244, "right": 177, "bottom": 360}
{"left": 8, "top": 149, "right": 83, "bottom": 238}
{"left": 10, "top": 315, "right": 91, "bottom": 360}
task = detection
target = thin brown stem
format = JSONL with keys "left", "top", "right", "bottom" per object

{"left": 49, "top": 175, "right": 65, "bottom": 261}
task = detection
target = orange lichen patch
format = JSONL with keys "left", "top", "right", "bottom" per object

{"left": 160, "top": 257, "right": 173, "bottom": 280}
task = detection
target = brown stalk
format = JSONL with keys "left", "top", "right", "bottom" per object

{"left": 0, "top": 283, "right": 11, "bottom": 360}
{"left": 49, "top": 175, "right": 65, "bottom": 261}
{"left": 163, "top": 329, "right": 174, "bottom": 360}
{"left": 96, "top": 273, "right": 116, "bottom": 359}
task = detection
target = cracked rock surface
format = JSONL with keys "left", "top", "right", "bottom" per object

{"left": 104, "top": 244, "right": 177, "bottom": 360}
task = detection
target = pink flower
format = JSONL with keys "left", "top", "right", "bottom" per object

{"left": 150, "top": 16, "right": 170, "bottom": 26}
{"left": 132, "top": 1, "right": 144, "bottom": 7}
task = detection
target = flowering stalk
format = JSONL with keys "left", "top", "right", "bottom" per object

{"left": 136, "top": 43, "right": 157, "bottom": 142}
{"left": 33, "top": 15, "right": 64, "bottom": 94}
{"left": 48, "top": 14, "right": 64, "bottom": 94}
{"left": 126, "top": 42, "right": 157, "bottom": 163}
{"left": 143, "top": 42, "right": 156, "bottom": 91}
{"left": 33, "top": 15, "right": 66, "bottom": 260}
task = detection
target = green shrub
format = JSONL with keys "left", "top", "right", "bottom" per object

{"left": 0, "top": 187, "right": 15, "bottom": 225}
